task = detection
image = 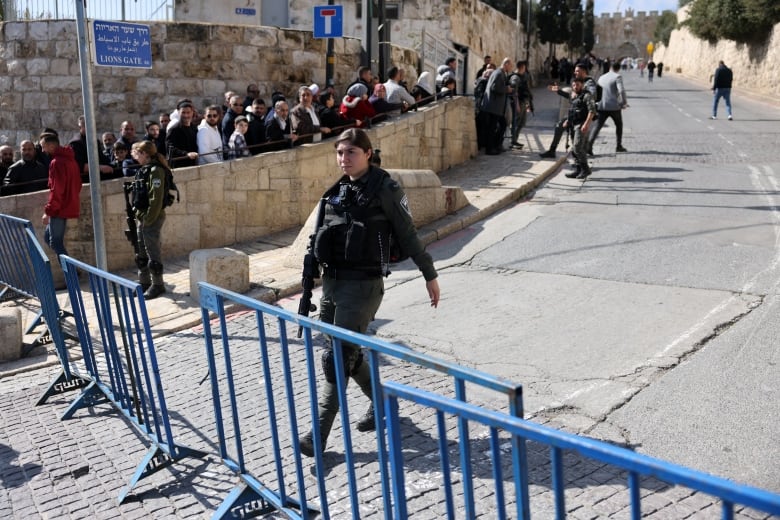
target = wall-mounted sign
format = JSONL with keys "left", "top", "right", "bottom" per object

{"left": 93, "top": 20, "right": 152, "bottom": 69}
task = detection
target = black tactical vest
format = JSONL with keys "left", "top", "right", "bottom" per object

{"left": 568, "top": 93, "right": 590, "bottom": 126}
{"left": 313, "top": 167, "right": 395, "bottom": 275}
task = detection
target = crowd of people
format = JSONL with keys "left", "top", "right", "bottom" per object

{"left": 1, "top": 63, "right": 450, "bottom": 197}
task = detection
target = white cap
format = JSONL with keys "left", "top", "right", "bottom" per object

{"left": 309, "top": 83, "right": 320, "bottom": 96}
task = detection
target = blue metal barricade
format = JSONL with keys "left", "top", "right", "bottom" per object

{"left": 25, "top": 228, "right": 89, "bottom": 404}
{"left": 197, "top": 281, "right": 528, "bottom": 520}
{"left": 382, "top": 381, "right": 780, "bottom": 519}
{"left": 0, "top": 213, "right": 77, "bottom": 355}
{"left": 59, "top": 255, "right": 207, "bottom": 504}
{"left": 0, "top": 214, "right": 38, "bottom": 301}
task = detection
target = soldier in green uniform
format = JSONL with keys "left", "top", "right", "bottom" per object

{"left": 299, "top": 128, "right": 441, "bottom": 457}
{"left": 563, "top": 77, "right": 598, "bottom": 180}
{"left": 130, "top": 140, "right": 171, "bottom": 299}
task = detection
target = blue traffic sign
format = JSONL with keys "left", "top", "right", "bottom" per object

{"left": 313, "top": 5, "right": 343, "bottom": 38}
{"left": 93, "top": 20, "right": 152, "bottom": 69}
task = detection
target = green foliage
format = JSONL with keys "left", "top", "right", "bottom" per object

{"left": 685, "top": 0, "right": 780, "bottom": 44}
{"left": 536, "top": 0, "right": 570, "bottom": 45}
{"left": 566, "top": 0, "right": 584, "bottom": 54}
{"left": 583, "top": 0, "right": 595, "bottom": 53}
{"left": 653, "top": 11, "right": 678, "bottom": 47}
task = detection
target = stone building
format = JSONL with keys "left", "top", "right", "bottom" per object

{"left": 173, "top": 0, "right": 531, "bottom": 93}
{"left": 592, "top": 9, "right": 668, "bottom": 61}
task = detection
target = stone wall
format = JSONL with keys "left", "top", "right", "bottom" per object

{"left": 0, "top": 97, "right": 477, "bottom": 272}
{"left": 652, "top": 9, "right": 780, "bottom": 100}
{"left": 0, "top": 20, "right": 395, "bottom": 147}
{"left": 174, "top": 0, "right": 528, "bottom": 94}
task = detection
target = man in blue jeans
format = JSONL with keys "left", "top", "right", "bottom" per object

{"left": 711, "top": 60, "right": 733, "bottom": 120}
{"left": 39, "top": 133, "right": 82, "bottom": 257}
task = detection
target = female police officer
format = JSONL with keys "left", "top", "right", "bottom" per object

{"left": 299, "top": 128, "right": 441, "bottom": 456}
{"left": 130, "top": 140, "right": 170, "bottom": 299}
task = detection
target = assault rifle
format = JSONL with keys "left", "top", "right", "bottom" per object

{"left": 297, "top": 198, "right": 326, "bottom": 338}
{"left": 123, "top": 182, "right": 140, "bottom": 256}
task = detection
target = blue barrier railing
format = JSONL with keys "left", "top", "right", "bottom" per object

{"left": 0, "top": 213, "right": 78, "bottom": 357}
{"left": 25, "top": 228, "right": 89, "bottom": 404}
{"left": 0, "top": 214, "right": 38, "bottom": 301}
{"left": 197, "top": 281, "right": 528, "bottom": 520}
{"left": 59, "top": 255, "right": 208, "bottom": 504}
{"left": 382, "top": 381, "right": 780, "bottom": 519}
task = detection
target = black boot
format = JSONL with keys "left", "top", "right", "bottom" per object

{"left": 299, "top": 430, "right": 327, "bottom": 457}
{"left": 576, "top": 166, "right": 592, "bottom": 179}
{"left": 565, "top": 165, "right": 582, "bottom": 178}
{"left": 144, "top": 260, "right": 166, "bottom": 300}
{"left": 136, "top": 255, "right": 151, "bottom": 292}
{"left": 356, "top": 404, "right": 377, "bottom": 432}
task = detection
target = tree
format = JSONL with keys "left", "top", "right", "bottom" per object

{"left": 583, "top": 0, "right": 595, "bottom": 54}
{"left": 566, "top": 0, "right": 584, "bottom": 56}
{"left": 685, "top": 0, "right": 780, "bottom": 44}
{"left": 536, "top": 0, "right": 570, "bottom": 47}
{"left": 653, "top": 11, "right": 677, "bottom": 47}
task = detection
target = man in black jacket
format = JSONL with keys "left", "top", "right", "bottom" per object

{"left": 165, "top": 101, "right": 199, "bottom": 168}
{"left": 711, "top": 61, "right": 733, "bottom": 120}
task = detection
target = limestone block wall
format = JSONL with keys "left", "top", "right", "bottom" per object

{"left": 0, "top": 20, "right": 367, "bottom": 147}
{"left": 652, "top": 13, "right": 780, "bottom": 100}
{"left": 449, "top": 0, "right": 525, "bottom": 84}
{"left": 0, "top": 97, "right": 477, "bottom": 272}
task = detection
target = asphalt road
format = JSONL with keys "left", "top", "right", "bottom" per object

{"left": 371, "top": 72, "right": 780, "bottom": 492}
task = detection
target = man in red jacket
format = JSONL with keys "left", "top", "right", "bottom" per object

{"left": 39, "top": 133, "right": 82, "bottom": 257}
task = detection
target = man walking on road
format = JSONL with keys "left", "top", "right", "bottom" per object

{"left": 588, "top": 61, "right": 628, "bottom": 154}
{"left": 711, "top": 60, "right": 733, "bottom": 120}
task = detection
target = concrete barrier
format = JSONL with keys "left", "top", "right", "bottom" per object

{"left": 189, "top": 248, "right": 250, "bottom": 302}
{"left": 0, "top": 307, "right": 23, "bottom": 362}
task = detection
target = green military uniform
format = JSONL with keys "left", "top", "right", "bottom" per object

{"left": 567, "top": 89, "right": 598, "bottom": 178}
{"left": 133, "top": 160, "right": 167, "bottom": 297}
{"left": 303, "top": 165, "right": 437, "bottom": 454}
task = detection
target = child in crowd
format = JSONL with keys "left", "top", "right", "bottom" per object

{"left": 229, "top": 115, "right": 250, "bottom": 159}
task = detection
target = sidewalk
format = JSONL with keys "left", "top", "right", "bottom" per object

{"left": 0, "top": 87, "right": 568, "bottom": 378}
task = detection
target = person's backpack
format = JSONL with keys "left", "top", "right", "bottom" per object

{"left": 595, "top": 84, "right": 603, "bottom": 103}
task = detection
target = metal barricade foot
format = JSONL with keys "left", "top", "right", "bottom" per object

{"left": 117, "top": 444, "right": 209, "bottom": 504}
{"left": 212, "top": 481, "right": 321, "bottom": 520}
{"left": 60, "top": 381, "right": 108, "bottom": 420}
{"left": 35, "top": 369, "right": 90, "bottom": 406}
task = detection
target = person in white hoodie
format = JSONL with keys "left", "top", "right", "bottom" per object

{"left": 197, "top": 105, "right": 224, "bottom": 164}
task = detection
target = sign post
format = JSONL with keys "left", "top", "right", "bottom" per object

{"left": 73, "top": 2, "right": 108, "bottom": 269}
{"left": 314, "top": 4, "right": 343, "bottom": 88}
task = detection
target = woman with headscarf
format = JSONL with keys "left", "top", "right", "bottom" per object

{"left": 338, "top": 83, "right": 376, "bottom": 125}
{"left": 291, "top": 85, "right": 333, "bottom": 144}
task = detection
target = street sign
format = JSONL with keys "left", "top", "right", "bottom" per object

{"left": 313, "top": 5, "right": 343, "bottom": 38}
{"left": 93, "top": 20, "right": 152, "bottom": 69}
